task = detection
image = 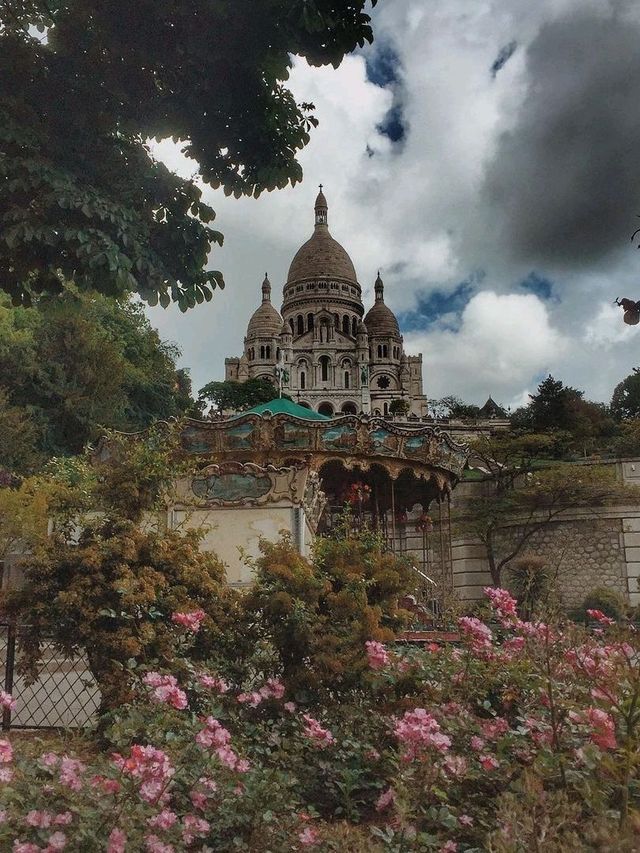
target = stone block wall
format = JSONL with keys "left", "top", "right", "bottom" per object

{"left": 493, "top": 516, "right": 626, "bottom": 607}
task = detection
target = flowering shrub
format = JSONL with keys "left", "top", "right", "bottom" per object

{"left": 1, "top": 587, "right": 640, "bottom": 851}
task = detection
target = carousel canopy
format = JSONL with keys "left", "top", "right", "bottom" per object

{"left": 237, "top": 398, "right": 331, "bottom": 421}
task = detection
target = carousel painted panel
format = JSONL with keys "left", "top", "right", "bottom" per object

{"left": 192, "top": 471, "right": 272, "bottom": 503}
{"left": 220, "top": 421, "right": 257, "bottom": 452}
{"left": 275, "top": 420, "right": 314, "bottom": 450}
{"left": 181, "top": 425, "right": 217, "bottom": 454}
{"left": 370, "top": 427, "right": 399, "bottom": 456}
{"left": 320, "top": 424, "right": 358, "bottom": 453}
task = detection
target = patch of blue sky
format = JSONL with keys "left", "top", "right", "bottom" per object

{"left": 397, "top": 275, "right": 482, "bottom": 333}
{"left": 518, "top": 271, "right": 559, "bottom": 302}
{"left": 365, "top": 42, "right": 401, "bottom": 88}
{"left": 377, "top": 103, "right": 406, "bottom": 143}
{"left": 490, "top": 41, "right": 517, "bottom": 78}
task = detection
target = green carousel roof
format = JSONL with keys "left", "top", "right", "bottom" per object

{"left": 238, "top": 398, "right": 331, "bottom": 420}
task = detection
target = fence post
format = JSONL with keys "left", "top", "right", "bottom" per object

{"left": 2, "top": 622, "right": 16, "bottom": 731}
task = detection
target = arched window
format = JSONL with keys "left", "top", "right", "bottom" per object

{"left": 341, "top": 402, "right": 357, "bottom": 415}
{"left": 265, "top": 345, "right": 271, "bottom": 359}
{"left": 352, "top": 317, "right": 358, "bottom": 336}
{"left": 300, "top": 371, "right": 306, "bottom": 390}
{"left": 342, "top": 315, "right": 350, "bottom": 335}
{"left": 320, "top": 355, "right": 331, "bottom": 382}
{"left": 377, "top": 344, "right": 383, "bottom": 358}
{"left": 307, "top": 313, "right": 314, "bottom": 331}
{"left": 289, "top": 318, "right": 294, "bottom": 333}
{"left": 318, "top": 402, "right": 334, "bottom": 416}
{"left": 382, "top": 344, "right": 388, "bottom": 358}
{"left": 260, "top": 345, "right": 265, "bottom": 359}
{"left": 384, "top": 402, "right": 389, "bottom": 417}
{"left": 297, "top": 315, "right": 304, "bottom": 335}
{"left": 344, "top": 371, "right": 350, "bottom": 389}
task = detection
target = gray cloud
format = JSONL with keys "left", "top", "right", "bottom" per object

{"left": 484, "top": 9, "right": 640, "bottom": 267}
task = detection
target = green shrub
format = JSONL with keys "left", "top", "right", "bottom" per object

{"left": 570, "top": 586, "right": 627, "bottom": 622}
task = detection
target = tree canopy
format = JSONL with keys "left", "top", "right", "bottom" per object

{"left": 0, "top": 1, "right": 378, "bottom": 309}
{"left": 0, "top": 292, "right": 198, "bottom": 469}
{"left": 611, "top": 367, "right": 640, "bottom": 421}
{"left": 198, "top": 377, "right": 283, "bottom": 415}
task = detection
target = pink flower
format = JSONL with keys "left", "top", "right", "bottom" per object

{"left": 237, "top": 691, "right": 263, "bottom": 707}
{"left": 586, "top": 609, "right": 615, "bottom": 626}
{"left": 171, "top": 610, "right": 206, "bottom": 633}
{"left": 26, "top": 810, "right": 52, "bottom": 828}
{"left": 480, "top": 717, "right": 509, "bottom": 740}
{"left": 0, "top": 691, "right": 16, "bottom": 711}
{"left": 375, "top": 788, "right": 396, "bottom": 811}
{"left": 0, "top": 739, "right": 13, "bottom": 764}
{"left": 302, "top": 714, "right": 335, "bottom": 748}
{"left": 470, "top": 736, "right": 485, "bottom": 752}
{"left": 259, "top": 678, "right": 285, "bottom": 700}
{"left": 0, "top": 810, "right": 6, "bottom": 823}
{"left": 394, "top": 709, "right": 451, "bottom": 761}
{"left": 284, "top": 701, "right": 297, "bottom": 713}
{"left": 143, "top": 672, "right": 188, "bottom": 711}
{"left": 145, "top": 837, "right": 174, "bottom": 853}
{"left": 58, "top": 757, "right": 85, "bottom": 791}
{"left": 39, "top": 752, "right": 59, "bottom": 768}
{"left": 107, "top": 828, "right": 127, "bottom": 853}
{"left": 182, "top": 814, "right": 210, "bottom": 845}
{"left": 365, "top": 640, "right": 390, "bottom": 670}
{"left": 112, "top": 745, "right": 174, "bottom": 805}
{"left": 458, "top": 616, "right": 493, "bottom": 654}
{"left": 459, "top": 814, "right": 473, "bottom": 827}
{"left": 479, "top": 754, "right": 499, "bottom": 771}
{"left": 443, "top": 755, "right": 467, "bottom": 777}
{"left": 484, "top": 587, "right": 518, "bottom": 622}
{"left": 54, "top": 813, "right": 72, "bottom": 826}
{"left": 299, "top": 826, "right": 319, "bottom": 846}
{"left": 439, "top": 843, "right": 458, "bottom": 853}
{"left": 147, "top": 809, "right": 177, "bottom": 831}
{"left": 195, "top": 717, "right": 232, "bottom": 749}
{"left": 0, "top": 767, "right": 13, "bottom": 782}
{"left": 13, "top": 844, "right": 41, "bottom": 853}
{"left": 587, "top": 708, "right": 617, "bottom": 750}
{"left": 197, "top": 673, "right": 229, "bottom": 693}
{"left": 46, "top": 831, "right": 67, "bottom": 851}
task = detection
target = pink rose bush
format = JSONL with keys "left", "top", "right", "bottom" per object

{"left": 0, "top": 593, "right": 639, "bottom": 851}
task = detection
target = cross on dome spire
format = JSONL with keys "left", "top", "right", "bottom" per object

{"left": 314, "top": 184, "right": 328, "bottom": 227}
{"left": 374, "top": 271, "right": 384, "bottom": 301}
{"left": 261, "top": 272, "right": 271, "bottom": 302}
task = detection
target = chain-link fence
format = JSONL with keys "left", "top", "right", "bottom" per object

{"left": 0, "top": 624, "right": 100, "bottom": 730}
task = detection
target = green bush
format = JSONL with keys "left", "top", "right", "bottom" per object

{"left": 570, "top": 586, "right": 627, "bottom": 622}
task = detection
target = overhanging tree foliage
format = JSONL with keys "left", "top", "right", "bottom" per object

{"left": 0, "top": 1, "right": 378, "bottom": 309}
{"left": 0, "top": 292, "right": 199, "bottom": 467}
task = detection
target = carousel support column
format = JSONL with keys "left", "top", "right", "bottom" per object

{"left": 391, "top": 477, "right": 396, "bottom": 553}
{"left": 438, "top": 498, "right": 446, "bottom": 587}
{"left": 447, "top": 494, "right": 454, "bottom": 594}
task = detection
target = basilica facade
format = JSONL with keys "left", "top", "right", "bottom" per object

{"left": 225, "top": 189, "right": 428, "bottom": 418}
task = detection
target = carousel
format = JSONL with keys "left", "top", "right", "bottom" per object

{"left": 169, "top": 399, "right": 469, "bottom": 605}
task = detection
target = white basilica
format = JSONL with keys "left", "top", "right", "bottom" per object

{"left": 225, "top": 189, "right": 428, "bottom": 418}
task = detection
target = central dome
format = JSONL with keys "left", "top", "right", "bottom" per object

{"left": 286, "top": 188, "right": 357, "bottom": 284}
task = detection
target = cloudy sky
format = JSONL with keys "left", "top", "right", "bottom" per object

{"left": 148, "top": 0, "right": 640, "bottom": 410}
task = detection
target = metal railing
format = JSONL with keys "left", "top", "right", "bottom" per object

{"left": 0, "top": 624, "right": 100, "bottom": 730}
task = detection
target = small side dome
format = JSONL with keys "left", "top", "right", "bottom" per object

{"left": 246, "top": 273, "right": 283, "bottom": 339}
{"left": 364, "top": 272, "right": 400, "bottom": 337}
